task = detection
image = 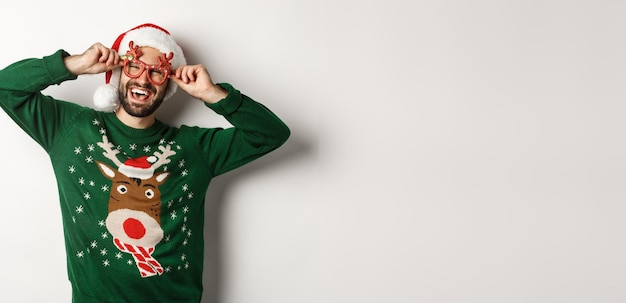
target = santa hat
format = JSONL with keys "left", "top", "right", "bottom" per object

{"left": 93, "top": 23, "right": 186, "bottom": 112}
{"left": 118, "top": 156, "right": 158, "bottom": 180}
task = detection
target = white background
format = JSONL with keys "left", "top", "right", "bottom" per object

{"left": 1, "top": 0, "right": 625, "bottom": 302}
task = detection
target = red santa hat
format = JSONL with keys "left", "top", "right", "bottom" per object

{"left": 118, "top": 155, "right": 159, "bottom": 180}
{"left": 93, "top": 23, "right": 187, "bottom": 112}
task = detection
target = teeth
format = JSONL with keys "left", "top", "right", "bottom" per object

{"left": 131, "top": 88, "right": 148, "bottom": 96}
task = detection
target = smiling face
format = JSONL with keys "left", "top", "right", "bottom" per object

{"left": 118, "top": 47, "right": 169, "bottom": 118}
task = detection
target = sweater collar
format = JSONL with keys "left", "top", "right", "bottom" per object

{"left": 103, "top": 112, "right": 166, "bottom": 139}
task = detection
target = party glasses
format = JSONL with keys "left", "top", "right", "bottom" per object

{"left": 121, "top": 41, "right": 174, "bottom": 85}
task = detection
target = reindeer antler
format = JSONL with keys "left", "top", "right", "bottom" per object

{"left": 97, "top": 135, "right": 124, "bottom": 167}
{"left": 151, "top": 145, "right": 177, "bottom": 170}
{"left": 158, "top": 52, "right": 174, "bottom": 66}
{"left": 123, "top": 41, "right": 143, "bottom": 60}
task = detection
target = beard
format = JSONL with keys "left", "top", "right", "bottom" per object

{"left": 118, "top": 80, "right": 167, "bottom": 117}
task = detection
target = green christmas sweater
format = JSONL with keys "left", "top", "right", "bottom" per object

{"left": 0, "top": 50, "right": 290, "bottom": 302}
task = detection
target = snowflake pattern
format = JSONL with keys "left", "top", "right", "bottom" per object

{"left": 67, "top": 119, "right": 195, "bottom": 275}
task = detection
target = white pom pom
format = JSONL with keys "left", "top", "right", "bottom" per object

{"left": 93, "top": 84, "right": 119, "bottom": 112}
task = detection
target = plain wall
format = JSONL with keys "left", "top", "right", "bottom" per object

{"left": 1, "top": 0, "right": 625, "bottom": 302}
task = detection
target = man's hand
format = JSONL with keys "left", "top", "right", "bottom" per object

{"left": 169, "top": 64, "right": 228, "bottom": 104}
{"left": 63, "top": 43, "right": 122, "bottom": 76}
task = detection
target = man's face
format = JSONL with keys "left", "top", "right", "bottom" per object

{"left": 118, "top": 47, "right": 169, "bottom": 118}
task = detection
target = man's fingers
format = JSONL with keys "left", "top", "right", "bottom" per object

{"left": 106, "top": 51, "right": 121, "bottom": 68}
{"left": 174, "top": 65, "right": 204, "bottom": 83}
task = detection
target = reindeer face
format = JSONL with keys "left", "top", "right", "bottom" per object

{"left": 98, "top": 162, "right": 169, "bottom": 220}
{"left": 97, "top": 161, "right": 169, "bottom": 247}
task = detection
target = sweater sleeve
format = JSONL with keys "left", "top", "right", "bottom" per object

{"left": 193, "top": 83, "right": 290, "bottom": 176}
{"left": 0, "top": 50, "right": 87, "bottom": 151}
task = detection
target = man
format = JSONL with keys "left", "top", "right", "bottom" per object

{"left": 0, "top": 23, "right": 289, "bottom": 302}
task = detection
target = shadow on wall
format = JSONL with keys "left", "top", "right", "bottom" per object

{"left": 200, "top": 131, "right": 311, "bottom": 303}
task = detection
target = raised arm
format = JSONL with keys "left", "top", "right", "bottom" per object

{"left": 169, "top": 63, "right": 228, "bottom": 104}
{"left": 63, "top": 42, "right": 123, "bottom": 76}
{"left": 0, "top": 43, "right": 119, "bottom": 150}
{"left": 169, "top": 63, "right": 290, "bottom": 175}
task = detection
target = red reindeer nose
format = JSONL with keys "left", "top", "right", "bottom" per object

{"left": 123, "top": 218, "right": 147, "bottom": 239}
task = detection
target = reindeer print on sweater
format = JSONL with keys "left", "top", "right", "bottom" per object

{"left": 95, "top": 134, "right": 174, "bottom": 277}
{"left": 67, "top": 119, "right": 197, "bottom": 278}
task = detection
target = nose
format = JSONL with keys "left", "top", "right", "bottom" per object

{"left": 123, "top": 218, "right": 147, "bottom": 239}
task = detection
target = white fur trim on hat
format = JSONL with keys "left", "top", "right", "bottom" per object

{"left": 93, "top": 23, "right": 186, "bottom": 112}
{"left": 93, "top": 83, "right": 119, "bottom": 112}
{"left": 118, "top": 155, "right": 158, "bottom": 180}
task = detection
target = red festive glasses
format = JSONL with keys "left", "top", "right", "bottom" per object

{"left": 121, "top": 41, "right": 174, "bottom": 85}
